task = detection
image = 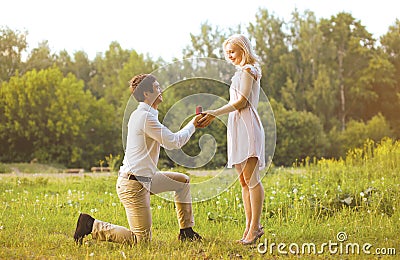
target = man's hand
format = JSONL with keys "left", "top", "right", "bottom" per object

{"left": 197, "top": 110, "right": 216, "bottom": 128}
{"left": 193, "top": 113, "right": 206, "bottom": 128}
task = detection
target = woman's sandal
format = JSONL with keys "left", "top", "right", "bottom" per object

{"left": 240, "top": 226, "right": 264, "bottom": 246}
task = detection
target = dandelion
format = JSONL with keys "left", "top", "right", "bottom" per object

{"left": 272, "top": 190, "right": 277, "bottom": 195}
{"left": 112, "top": 203, "right": 116, "bottom": 207}
{"left": 313, "top": 194, "right": 317, "bottom": 198}
{"left": 269, "top": 196, "right": 274, "bottom": 200}
{"left": 363, "top": 198, "right": 367, "bottom": 202}
{"left": 360, "top": 192, "right": 365, "bottom": 197}
{"left": 299, "top": 196, "right": 304, "bottom": 200}
{"left": 293, "top": 188, "right": 298, "bottom": 194}
{"left": 157, "top": 205, "right": 162, "bottom": 210}
{"left": 90, "top": 208, "right": 98, "bottom": 213}
{"left": 89, "top": 252, "right": 94, "bottom": 257}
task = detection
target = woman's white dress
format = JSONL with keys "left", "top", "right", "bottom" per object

{"left": 227, "top": 64, "right": 265, "bottom": 170}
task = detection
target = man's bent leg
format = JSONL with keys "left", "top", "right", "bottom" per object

{"left": 151, "top": 172, "right": 194, "bottom": 229}
{"left": 91, "top": 219, "right": 136, "bottom": 244}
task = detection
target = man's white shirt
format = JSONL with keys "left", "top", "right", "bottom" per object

{"left": 119, "top": 102, "right": 195, "bottom": 177}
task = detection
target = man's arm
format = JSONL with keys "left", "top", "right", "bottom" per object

{"left": 144, "top": 113, "right": 202, "bottom": 150}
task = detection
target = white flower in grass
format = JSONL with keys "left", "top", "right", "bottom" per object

{"left": 157, "top": 205, "right": 162, "bottom": 209}
{"left": 292, "top": 188, "right": 298, "bottom": 194}
{"left": 270, "top": 196, "right": 274, "bottom": 200}
{"left": 112, "top": 203, "right": 116, "bottom": 207}
{"left": 90, "top": 208, "right": 98, "bottom": 213}
{"left": 363, "top": 198, "right": 367, "bottom": 202}
{"left": 360, "top": 192, "right": 365, "bottom": 197}
{"left": 272, "top": 190, "right": 277, "bottom": 195}
{"left": 299, "top": 196, "right": 305, "bottom": 200}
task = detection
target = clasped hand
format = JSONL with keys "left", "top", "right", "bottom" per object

{"left": 193, "top": 110, "right": 216, "bottom": 128}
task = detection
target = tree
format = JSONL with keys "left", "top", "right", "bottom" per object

{"left": 87, "top": 41, "right": 131, "bottom": 99}
{"left": 24, "top": 40, "right": 57, "bottom": 72}
{"left": 380, "top": 19, "right": 400, "bottom": 136}
{"left": 0, "top": 26, "right": 27, "bottom": 81}
{"left": 320, "top": 12, "right": 376, "bottom": 131}
{"left": 183, "top": 22, "right": 231, "bottom": 59}
{"left": 0, "top": 67, "right": 117, "bottom": 168}
{"left": 248, "top": 8, "right": 289, "bottom": 99}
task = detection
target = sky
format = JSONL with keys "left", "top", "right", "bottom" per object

{"left": 1, "top": 0, "right": 399, "bottom": 62}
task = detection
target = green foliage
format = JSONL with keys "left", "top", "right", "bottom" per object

{"left": 329, "top": 114, "right": 394, "bottom": 157}
{"left": 104, "top": 154, "right": 122, "bottom": 172}
{"left": 272, "top": 99, "right": 328, "bottom": 166}
{"left": 0, "top": 67, "right": 118, "bottom": 168}
{"left": 0, "top": 26, "right": 27, "bottom": 81}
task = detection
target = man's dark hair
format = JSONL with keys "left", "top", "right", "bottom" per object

{"left": 129, "top": 74, "right": 157, "bottom": 102}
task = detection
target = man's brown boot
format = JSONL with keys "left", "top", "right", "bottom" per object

{"left": 73, "top": 213, "right": 94, "bottom": 245}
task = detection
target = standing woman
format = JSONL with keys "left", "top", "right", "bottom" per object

{"left": 199, "top": 34, "right": 265, "bottom": 245}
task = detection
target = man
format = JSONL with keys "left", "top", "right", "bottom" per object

{"left": 74, "top": 74, "right": 204, "bottom": 245}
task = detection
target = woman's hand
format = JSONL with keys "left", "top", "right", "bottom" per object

{"left": 197, "top": 110, "right": 216, "bottom": 128}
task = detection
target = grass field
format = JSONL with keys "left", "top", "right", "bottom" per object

{"left": 1, "top": 138, "right": 399, "bottom": 259}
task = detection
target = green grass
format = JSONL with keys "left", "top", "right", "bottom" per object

{"left": 0, "top": 162, "right": 65, "bottom": 174}
{"left": 1, "top": 138, "right": 399, "bottom": 259}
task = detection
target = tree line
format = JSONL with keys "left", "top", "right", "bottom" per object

{"left": 1, "top": 9, "right": 399, "bottom": 169}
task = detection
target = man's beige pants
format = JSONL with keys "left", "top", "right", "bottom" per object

{"left": 91, "top": 172, "right": 194, "bottom": 244}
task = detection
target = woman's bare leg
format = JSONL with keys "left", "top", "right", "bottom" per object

{"left": 241, "top": 157, "right": 264, "bottom": 242}
{"left": 235, "top": 163, "right": 251, "bottom": 241}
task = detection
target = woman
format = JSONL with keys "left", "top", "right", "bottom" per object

{"left": 199, "top": 34, "right": 265, "bottom": 245}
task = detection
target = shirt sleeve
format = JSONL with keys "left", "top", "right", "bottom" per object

{"left": 144, "top": 113, "right": 195, "bottom": 150}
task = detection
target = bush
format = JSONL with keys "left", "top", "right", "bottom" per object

{"left": 272, "top": 100, "right": 328, "bottom": 166}
{"left": 329, "top": 113, "right": 394, "bottom": 157}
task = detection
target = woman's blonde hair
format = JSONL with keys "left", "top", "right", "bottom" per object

{"left": 223, "top": 34, "right": 260, "bottom": 66}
